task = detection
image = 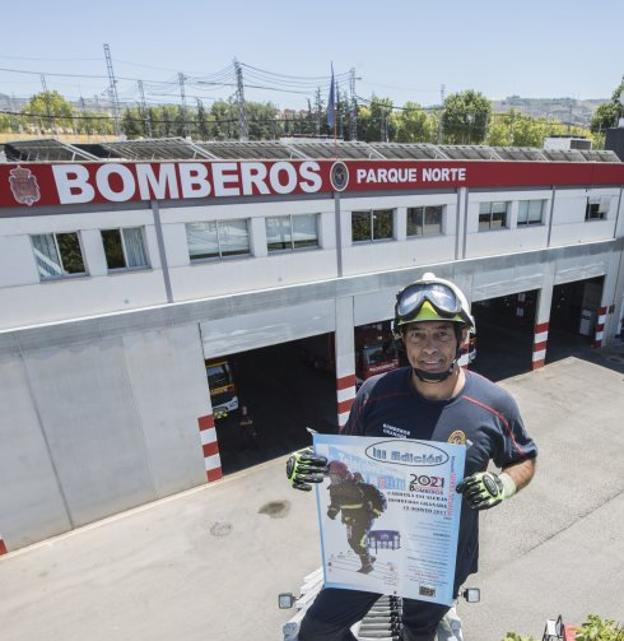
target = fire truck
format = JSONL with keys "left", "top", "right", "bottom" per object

{"left": 301, "top": 323, "right": 399, "bottom": 387}
{"left": 205, "top": 358, "right": 239, "bottom": 420}
{"left": 354, "top": 324, "right": 400, "bottom": 386}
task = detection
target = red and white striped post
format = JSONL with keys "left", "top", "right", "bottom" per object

{"left": 594, "top": 306, "right": 608, "bottom": 348}
{"left": 532, "top": 321, "right": 549, "bottom": 370}
{"left": 0, "top": 534, "right": 7, "bottom": 556}
{"left": 197, "top": 415, "right": 223, "bottom": 482}
{"left": 336, "top": 373, "right": 357, "bottom": 428}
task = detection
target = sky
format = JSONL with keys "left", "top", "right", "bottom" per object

{"left": 1, "top": 0, "right": 623, "bottom": 111}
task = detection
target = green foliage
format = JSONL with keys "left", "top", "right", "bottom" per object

{"left": 576, "top": 614, "right": 624, "bottom": 641}
{"left": 591, "top": 79, "right": 624, "bottom": 133}
{"left": 441, "top": 90, "right": 491, "bottom": 144}
{"left": 501, "top": 633, "right": 536, "bottom": 641}
{"left": 0, "top": 113, "right": 11, "bottom": 132}
{"left": 22, "top": 90, "right": 75, "bottom": 131}
{"left": 395, "top": 102, "right": 436, "bottom": 143}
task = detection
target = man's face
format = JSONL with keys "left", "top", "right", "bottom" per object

{"left": 401, "top": 321, "right": 463, "bottom": 375}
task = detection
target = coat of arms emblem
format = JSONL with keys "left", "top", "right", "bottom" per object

{"left": 8, "top": 166, "right": 41, "bottom": 206}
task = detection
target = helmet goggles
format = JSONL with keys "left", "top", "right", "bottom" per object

{"left": 395, "top": 282, "right": 462, "bottom": 324}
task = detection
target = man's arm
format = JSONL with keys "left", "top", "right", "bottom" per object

{"left": 456, "top": 457, "right": 537, "bottom": 510}
{"left": 502, "top": 457, "right": 536, "bottom": 492}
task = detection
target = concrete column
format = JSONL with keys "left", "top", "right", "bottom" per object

{"left": 532, "top": 266, "right": 555, "bottom": 369}
{"left": 249, "top": 216, "right": 268, "bottom": 258}
{"left": 334, "top": 296, "right": 356, "bottom": 428}
{"left": 595, "top": 254, "right": 619, "bottom": 347}
{"left": 395, "top": 207, "right": 407, "bottom": 241}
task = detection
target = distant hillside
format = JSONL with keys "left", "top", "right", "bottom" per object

{"left": 492, "top": 96, "right": 607, "bottom": 127}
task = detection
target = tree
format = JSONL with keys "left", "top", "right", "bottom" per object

{"left": 360, "top": 96, "right": 396, "bottom": 142}
{"left": 196, "top": 100, "right": 210, "bottom": 140}
{"left": 441, "top": 90, "right": 491, "bottom": 144}
{"left": 591, "top": 79, "right": 624, "bottom": 134}
{"left": 121, "top": 108, "right": 144, "bottom": 138}
{"left": 22, "top": 90, "right": 75, "bottom": 133}
{"left": 0, "top": 113, "right": 11, "bottom": 133}
{"left": 395, "top": 102, "right": 436, "bottom": 143}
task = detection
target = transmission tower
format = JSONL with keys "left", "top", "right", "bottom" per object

{"left": 39, "top": 74, "right": 53, "bottom": 132}
{"left": 178, "top": 72, "right": 188, "bottom": 138}
{"left": 103, "top": 43, "right": 121, "bottom": 137}
{"left": 137, "top": 80, "right": 152, "bottom": 137}
{"left": 233, "top": 58, "right": 248, "bottom": 141}
{"left": 349, "top": 68, "right": 358, "bottom": 140}
{"left": 315, "top": 87, "right": 322, "bottom": 136}
{"left": 437, "top": 83, "right": 446, "bottom": 144}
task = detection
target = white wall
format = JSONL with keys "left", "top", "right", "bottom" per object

{"left": 161, "top": 199, "right": 337, "bottom": 299}
{"left": 0, "top": 185, "right": 622, "bottom": 331}
{"left": 340, "top": 193, "right": 458, "bottom": 276}
{"left": 549, "top": 188, "right": 619, "bottom": 247}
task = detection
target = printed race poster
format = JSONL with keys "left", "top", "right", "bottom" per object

{"left": 313, "top": 433, "right": 466, "bottom": 606}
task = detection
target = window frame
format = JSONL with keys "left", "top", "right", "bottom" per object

{"left": 186, "top": 219, "right": 251, "bottom": 262}
{"left": 478, "top": 201, "right": 509, "bottom": 231}
{"left": 351, "top": 208, "right": 395, "bottom": 243}
{"left": 585, "top": 198, "right": 608, "bottom": 222}
{"left": 406, "top": 205, "right": 444, "bottom": 237}
{"left": 101, "top": 226, "right": 150, "bottom": 272}
{"left": 31, "top": 231, "right": 88, "bottom": 281}
{"left": 517, "top": 200, "right": 545, "bottom": 227}
{"left": 265, "top": 213, "right": 319, "bottom": 253}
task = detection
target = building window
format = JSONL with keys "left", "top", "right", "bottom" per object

{"left": 407, "top": 206, "right": 443, "bottom": 237}
{"left": 31, "top": 232, "right": 87, "bottom": 280}
{"left": 101, "top": 227, "right": 149, "bottom": 270}
{"left": 517, "top": 200, "right": 544, "bottom": 226}
{"left": 585, "top": 198, "right": 608, "bottom": 221}
{"left": 352, "top": 209, "right": 394, "bottom": 242}
{"left": 478, "top": 201, "right": 508, "bottom": 231}
{"left": 186, "top": 219, "right": 250, "bottom": 260}
{"left": 266, "top": 214, "right": 318, "bottom": 252}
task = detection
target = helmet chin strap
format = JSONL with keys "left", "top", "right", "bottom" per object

{"left": 412, "top": 362, "right": 456, "bottom": 383}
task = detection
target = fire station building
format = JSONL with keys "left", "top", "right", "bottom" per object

{"left": 0, "top": 138, "right": 623, "bottom": 553}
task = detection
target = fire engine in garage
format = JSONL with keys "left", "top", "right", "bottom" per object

{"left": 355, "top": 324, "right": 400, "bottom": 386}
{"left": 205, "top": 359, "right": 239, "bottom": 419}
{"left": 301, "top": 324, "right": 399, "bottom": 387}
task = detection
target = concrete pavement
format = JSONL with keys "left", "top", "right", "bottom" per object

{"left": 1, "top": 353, "right": 623, "bottom": 641}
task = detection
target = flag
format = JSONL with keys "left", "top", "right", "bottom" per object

{"left": 327, "top": 64, "right": 336, "bottom": 130}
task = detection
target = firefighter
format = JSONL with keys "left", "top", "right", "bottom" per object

{"left": 238, "top": 405, "right": 258, "bottom": 450}
{"left": 326, "top": 461, "right": 386, "bottom": 574}
{"left": 287, "top": 272, "right": 538, "bottom": 641}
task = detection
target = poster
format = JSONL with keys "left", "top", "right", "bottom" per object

{"left": 313, "top": 433, "right": 466, "bottom": 606}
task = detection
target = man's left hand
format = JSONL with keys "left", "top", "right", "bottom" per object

{"left": 456, "top": 471, "right": 515, "bottom": 510}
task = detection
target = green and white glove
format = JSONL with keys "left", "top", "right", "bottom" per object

{"left": 456, "top": 471, "right": 516, "bottom": 510}
{"left": 286, "top": 447, "right": 328, "bottom": 492}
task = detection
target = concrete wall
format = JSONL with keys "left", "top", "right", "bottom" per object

{"left": 0, "top": 324, "right": 210, "bottom": 549}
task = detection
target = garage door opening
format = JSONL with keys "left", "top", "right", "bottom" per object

{"left": 546, "top": 277, "right": 604, "bottom": 364}
{"left": 470, "top": 291, "right": 537, "bottom": 381}
{"left": 209, "top": 335, "right": 338, "bottom": 475}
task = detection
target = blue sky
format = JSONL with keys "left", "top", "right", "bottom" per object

{"left": 1, "top": 0, "right": 622, "bottom": 109}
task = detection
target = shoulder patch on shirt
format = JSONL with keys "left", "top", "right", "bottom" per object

{"left": 448, "top": 430, "right": 466, "bottom": 445}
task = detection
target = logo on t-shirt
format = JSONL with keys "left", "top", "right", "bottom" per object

{"left": 448, "top": 430, "right": 466, "bottom": 445}
{"left": 382, "top": 423, "right": 410, "bottom": 438}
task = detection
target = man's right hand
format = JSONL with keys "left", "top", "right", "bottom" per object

{"left": 286, "top": 447, "right": 328, "bottom": 491}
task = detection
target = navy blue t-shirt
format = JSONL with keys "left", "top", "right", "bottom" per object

{"left": 341, "top": 367, "right": 537, "bottom": 590}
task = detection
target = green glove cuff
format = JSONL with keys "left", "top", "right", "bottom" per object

{"left": 499, "top": 472, "right": 517, "bottom": 499}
